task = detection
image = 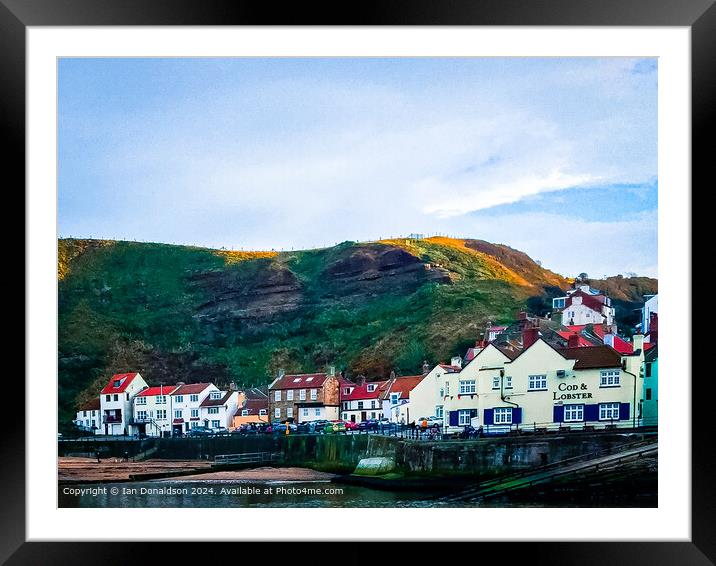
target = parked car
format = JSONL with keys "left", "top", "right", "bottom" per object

{"left": 210, "top": 427, "right": 230, "bottom": 436}
{"left": 296, "top": 422, "right": 314, "bottom": 434}
{"left": 415, "top": 416, "right": 443, "bottom": 429}
{"left": 272, "top": 423, "right": 298, "bottom": 434}
{"left": 324, "top": 421, "right": 347, "bottom": 434}
{"left": 343, "top": 420, "right": 360, "bottom": 431}
{"left": 187, "top": 426, "right": 212, "bottom": 436}
{"left": 357, "top": 419, "right": 380, "bottom": 431}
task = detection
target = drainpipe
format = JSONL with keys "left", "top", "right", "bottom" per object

{"left": 621, "top": 367, "right": 639, "bottom": 429}
{"left": 499, "top": 369, "right": 520, "bottom": 430}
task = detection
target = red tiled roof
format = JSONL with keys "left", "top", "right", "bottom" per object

{"left": 341, "top": 381, "right": 389, "bottom": 401}
{"left": 559, "top": 345, "right": 623, "bottom": 369}
{"left": 78, "top": 398, "right": 100, "bottom": 411}
{"left": 271, "top": 373, "right": 331, "bottom": 390}
{"left": 100, "top": 373, "right": 138, "bottom": 394}
{"left": 200, "top": 392, "right": 234, "bottom": 407}
{"left": 137, "top": 385, "right": 179, "bottom": 397}
{"left": 384, "top": 375, "right": 425, "bottom": 399}
{"left": 171, "top": 383, "right": 214, "bottom": 396}
{"left": 563, "top": 325, "right": 634, "bottom": 354}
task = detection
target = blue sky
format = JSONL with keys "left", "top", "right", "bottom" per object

{"left": 58, "top": 57, "right": 657, "bottom": 278}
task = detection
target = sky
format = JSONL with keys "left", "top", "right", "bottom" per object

{"left": 58, "top": 57, "right": 657, "bottom": 278}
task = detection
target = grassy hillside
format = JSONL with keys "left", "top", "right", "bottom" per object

{"left": 57, "top": 237, "right": 655, "bottom": 425}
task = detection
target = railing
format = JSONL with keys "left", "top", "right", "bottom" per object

{"left": 102, "top": 416, "right": 122, "bottom": 424}
{"left": 214, "top": 452, "right": 280, "bottom": 465}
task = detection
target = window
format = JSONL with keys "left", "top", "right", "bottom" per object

{"left": 136, "top": 397, "right": 146, "bottom": 405}
{"left": 189, "top": 394, "right": 198, "bottom": 403}
{"left": 190, "top": 422, "right": 198, "bottom": 428}
{"left": 83, "top": 411, "right": 87, "bottom": 417}
{"left": 564, "top": 404, "right": 584, "bottom": 422}
{"left": 106, "top": 395, "right": 111, "bottom": 402}
{"left": 528, "top": 375, "right": 547, "bottom": 391}
{"left": 600, "top": 370, "right": 621, "bottom": 387}
{"left": 358, "top": 401, "right": 364, "bottom": 410}
{"left": 208, "top": 407, "right": 219, "bottom": 414}
{"left": 505, "top": 376, "right": 513, "bottom": 389}
{"left": 342, "top": 413, "right": 347, "bottom": 420}
{"left": 287, "top": 407, "right": 293, "bottom": 418}
{"left": 371, "top": 412, "right": 376, "bottom": 419}
{"left": 212, "top": 420, "right": 220, "bottom": 428}
{"left": 310, "top": 389, "right": 317, "bottom": 400}
{"left": 342, "top": 402, "right": 348, "bottom": 410}
{"left": 494, "top": 407, "right": 512, "bottom": 424}
{"left": 275, "top": 408, "right": 281, "bottom": 419}
{"left": 241, "top": 409, "right": 249, "bottom": 416}
{"left": 599, "top": 402, "right": 620, "bottom": 420}
{"left": 137, "top": 410, "right": 147, "bottom": 420}
{"left": 344, "top": 388, "right": 352, "bottom": 395}
{"left": 553, "top": 297, "right": 566, "bottom": 309}
{"left": 113, "top": 394, "right": 119, "bottom": 401}
{"left": 435, "top": 405, "right": 444, "bottom": 418}
{"left": 645, "top": 388, "right": 652, "bottom": 401}
{"left": 306, "top": 377, "right": 314, "bottom": 382}
{"left": 367, "top": 384, "right": 376, "bottom": 392}
{"left": 458, "top": 410, "right": 472, "bottom": 425}
{"left": 492, "top": 376, "right": 500, "bottom": 390}
{"left": 210, "top": 391, "right": 222, "bottom": 399}
{"left": 174, "top": 410, "right": 182, "bottom": 419}
{"left": 459, "top": 380, "right": 476, "bottom": 394}
{"left": 299, "top": 389, "right": 306, "bottom": 400}
{"left": 445, "top": 382, "right": 450, "bottom": 396}
{"left": 287, "top": 390, "right": 294, "bottom": 401}
{"left": 174, "top": 395, "right": 183, "bottom": 403}
{"left": 293, "top": 378, "right": 302, "bottom": 383}
{"left": 314, "top": 409, "right": 320, "bottom": 416}
{"left": 645, "top": 363, "right": 652, "bottom": 377}
{"left": 274, "top": 390, "right": 281, "bottom": 402}
{"left": 303, "top": 408, "right": 309, "bottom": 416}
{"left": 114, "top": 380, "right": 122, "bottom": 388}
{"left": 156, "top": 395, "right": 166, "bottom": 404}
{"left": 156, "top": 410, "right": 167, "bottom": 420}
{"left": 390, "top": 393, "right": 399, "bottom": 404}
{"left": 370, "top": 400, "right": 376, "bottom": 409}
{"left": 191, "top": 409, "right": 199, "bottom": 418}
{"left": 259, "top": 409, "right": 267, "bottom": 416}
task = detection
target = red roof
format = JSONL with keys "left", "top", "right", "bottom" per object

{"left": 137, "top": 385, "right": 179, "bottom": 397}
{"left": 271, "top": 373, "right": 331, "bottom": 390}
{"left": 383, "top": 375, "right": 425, "bottom": 400}
{"left": 565, "top": 290, "right": 607, "bottom": 313}
{"left": 171, "top": 383, "right": 214, "bottom": 396}
{"left": 341, "top": 381, "right": 389, "bottom": 401}
{"left": 100, "top": 373, "right": 138, "bottom": 394}
{"left": 562, "top": 325, "right": 635, "bottom": 354}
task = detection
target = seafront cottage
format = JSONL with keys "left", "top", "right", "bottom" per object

{"left": 231, "top": 387, "right": 269, "bottom": 429}
{"left": 442, "top": 344, "right": 514, "bottom": 433}
{"left": 74, "top": 398, "right": 100, "bottom": 434}
{"left": 199, "top": 390, "right": 240, "bottom": 430}
{"left": 132, "top": 384, "right": 180, "bottom": 437}
{"left": 169, "top": 382, "right": 219, "bottom": 434}
{"left": 409, "top": 358, "right": 463, "bottom": 426}
{"left": 641, "top": 345, "right": 658, "bottom": 427}
{"left": 551, "top": 284, "right": 616, "bottom": 327}
{"left": 340, "top": 376, "right": 389, "bottom": 423}
{"left": 99, "top": 372, "right": 148, "bottom": 436}
{"left": 380, "top": 374, "right": 425, "bottom": 424}
{"left": 268, "top": 369, "right": 341, "bottom": 423}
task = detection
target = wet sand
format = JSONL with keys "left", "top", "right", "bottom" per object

{"left": 58, "top": 456, "right": 212, "bottom": 482}
{"left": 174, "top": 466, "right": 337, "bottom": 481}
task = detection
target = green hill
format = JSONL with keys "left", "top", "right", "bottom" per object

{"left": 57, "top": 237, "right": 656, "bottom": 425}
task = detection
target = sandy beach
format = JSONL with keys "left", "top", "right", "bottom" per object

{"left": 58, "top": 456, "right": 212, "bottom": 482}
{"left": 172, "top": 466, "right": 337, "bottom": 481}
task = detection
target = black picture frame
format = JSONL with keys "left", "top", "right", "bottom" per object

{"left": 4, "top": 0, "right": 706, "bottom": 563}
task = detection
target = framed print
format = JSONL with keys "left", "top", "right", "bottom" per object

{"left": 5, "top": 0, "right": 709, "bottom": 563}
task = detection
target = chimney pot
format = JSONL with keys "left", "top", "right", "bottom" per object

{"left": 523, "top": 327, "right": 540, "bottom": 349}
{"left": 451, "top": 356, "right": 462, "bottom": 369}
{"left": 568, "top": 333, "right": 580, "bottom": 348}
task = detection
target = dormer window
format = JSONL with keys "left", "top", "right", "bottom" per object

{"left": 367, "top": 384, "right": 376, "bottom": 392}
{"left": 390, "top": 393, "right": 399, "bottom": 404}
{"left": 113, "top": 379, "right": 123, "bottom": 388}
{"left": 344, "top": 388, "right": 352, "bottom": 395}
{"left": 210, "top": 391, "right": 222, "bottom": 400}
{"left": 306, "top": 377, "right": 314, "bottom": 382}
{"left": 293, "top": 378, "right": 301, "bottom": 383}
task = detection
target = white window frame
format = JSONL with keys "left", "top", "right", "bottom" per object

{"left": 241, "top": 409, "right": 249, "bottom": 416}
{"left": 505, "top": 376, "right": 513, "bottom": 389}
{"left": 302, "top": 408, "right": 309, "bottom": 416}
{"left": 367, "top": 384, "right": 376, "bottom": 392}
{"left": 274, "top": 408, "right": 281, "bottom": 419}
{"left": 492, "top": 376, "right": 500, "bottom": 390}
{"left": 493, "top": 407, "right": 512, "bottom": 424}
{"left": 259, "top": 409, "right": 267, "bottom": 416}
{"left": 136, "top": 397, "right": 146, "bottom": 405}
{"left": 211, "top": 420, "right": 220, "bottom": 428}
{"left": 528, "top": 374, "right": 547, "bottom": 391}
{"left": 314, "top": 408, "right": 320, "bottom": 416}
{"left": 459, "top": 380, "right": 476, "bottom": 394}
{"left": 274, "top": 390, "right": 281, "bottom": 402}
{"left": 600, "top": 370, "right": 621, "bottom": 387}
{"left": 190, "top": 409, "right": 199, "bottom": 418}
{"left": 564, "top": 404, "right": 584, "bottom": 422}
{"left": 299, "top": 389, "right": 306, "bottom": 400}
{"left": 310, "top": 389, "right": 317, "bottom": 400}
{"left": 599, "top": 402, "right": 621, "bottom": 420}
{"left": 287, "top": 390, "right": 294, "bottom": 401}
{"left": 174, "top": 410, "right": 182, "bottom": 419}
{"left": 458, "top": 409, "right": 472, "bottom": 425}
{"left": 174, "top": 395, "right": 183, "bottom": 403}
{"left": 190, "top": 394, "right": 199, "bottom": 403}
{"left": 156, "top": 395, "right": 167, "bottom": 404}
{"left": 137, "top": 410, "right": 147, "bottom": 421}
{"left": 208, "top": 407, "right": 219, "bottom": 415}
{"left": 435, "top": 405, "right": 444, "bottom": 418}
{"left": 210, "top": 391, "right": 222, "bottom": 400}
{"left": 286, "top": 407, "right": 293, "bottom": 418}
{"left": 390, "top": 393, "right": 399, "bottom": 405}
{"left": 155, "top": 409, "right": 167, "bottom": 420}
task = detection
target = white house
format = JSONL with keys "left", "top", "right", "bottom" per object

{"left": 380, "top": 374, "right": 425, "bottom": 424}
{"left": 169, "top": 382, "right": 219, "bottom": 434}
{"left": 340, "top": 378, "right": 388, "bottom": 423}
{"left": 641, "top": 294, "right": 658, "bottom": 335}
{"left": 199, "top": 390, "right": 240, "bottom": 430}
{"left": 99, "top": 372, "right": 148, "bottom": 436}
{"left": 133, "top": 384, "right": 181, "bottom": 437}
{"left": 552, "top": 285, "right": 615, "bottom": 327}
{"left": 408, "top": 358, "right": 463, "bottom": 426}
{"left": 74, "top": 398, "right": 100, "bottom": 434}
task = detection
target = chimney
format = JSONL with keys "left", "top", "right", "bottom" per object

{"left": 389, "top": 370, "right": 396, "bottom": 380}
{"left": 523, "top": 327, "right": 540, "bottom": 349}
{"left": 229, "top": 382, "right": 237, "bottom": 391}
{"left": 422, "top": 360, "right": 430, "bottom": 375}
{"left": 356, "top": 374, "right": 366, "bottom": 386}
{"left": 632, "top": 334, "right": 645, "bottom": 353}
{"left": 451, "top": 356, "right": 462, "bottom": 369}
{"left": 278, "top": 368, "right": 285, "bottom": 378}
{"left": 603, "top": 333, "right": 615, "bottom": 348}
{"left": 328, "top": 366, "right": 336, "bottom": 377}
{"left": 568, "top": 333, "right": 580, "bottom": 348}
{"left": 518, "top": 311, "right": 528, "bottom": 321}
